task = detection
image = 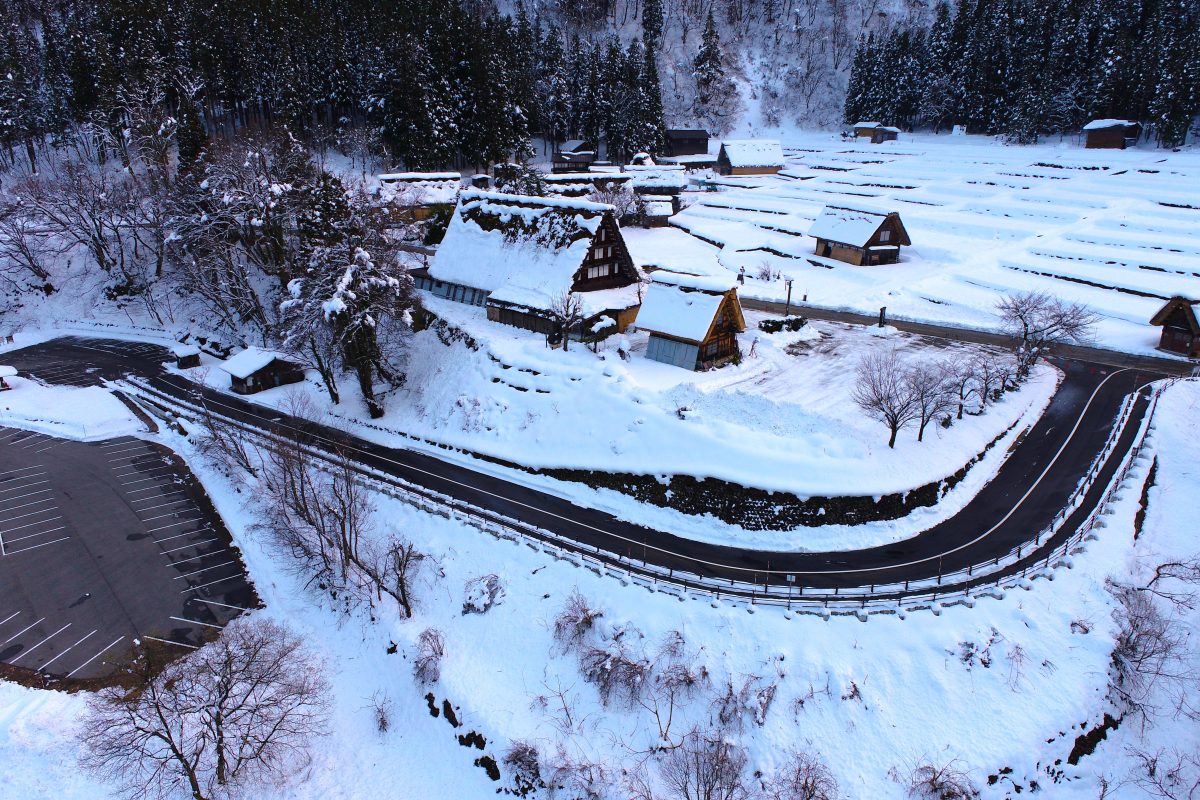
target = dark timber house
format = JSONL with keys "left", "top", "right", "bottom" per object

{"left": 1150, "top": 297, "right": 1200, "bottom": 357}
{"left": 716, "top": 140, "right": 784, "bottom": 176}
{"left": 808, "top": 205, "right": 911, "bottom": 266}
{"left": 636, "top": 274, "right": 746, "bottom": 371}
{"left": 413, "top": 191, "right": 642, "bottom": 337}
{"left": 551, "top": 140, "right": 597, "bottom": 173}
{"left": 664, "top": 129, "right": 709, "bottom": 157}
{"left": 852, "top": 122, "right": 900, "bottom": 143}
{"left": 1083, "top": 119, "right": 1140, "bottom": 149}
{"left": 219, "top": 347, "right": 305, "bottom": 395}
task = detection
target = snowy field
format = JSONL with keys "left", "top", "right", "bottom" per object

{"left": 2, "top": 377, "right": 1197, "bottom": 800}
{"left": 661, "top": 131, "right": 1200, "bottom": 356}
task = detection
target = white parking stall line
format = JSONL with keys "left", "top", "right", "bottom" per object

{"left": 169, "top": 616, "right": 224, "bottom": 630}
{"left": 134, "top": 498, "right": 191, "bottom": 513}
{"left": 6, "top": 537, "right": 70, "bottom": 555}
{"left": 33, "top": 440, "right": 69, "bottom": 454}
{"left": 161, "top": 539, "right": 219, "bottom": 554}
{"left": 4, "top": 527, "right": 68, "bottom": 545}
{"left": 0, "top": 516, "right": 64, "bottom": 535}
{"left": 0, "top": 611, "right": 19, "bottom": 627}
{"left": 188, "top": 598, "right": 252, "bottom": 613}
{"left": 154, "top": 527, "right": 211, "bottom": 542}
{"left": 6, "top": 623, "right": 72, "bottom": 664}
{"left": 147, "top": 519, "right": 207, "bottom": 534}
{"left": 181, "top": 573, "right": 245, "bottom": 594}
{"left": 20, "top": 435, "right": 52, "bottom": 449}
{"left": 0, "top": 497, "right": 56, "bottom": 514}
{"left": 117, "top": 471, "right": 172, "bottom": 483}
{"left": 131, "top": 490, "right": 185, "bottom": 502}
{"left": 2, "top": 617, "right": 46, "bottom": 645}
{"left": 66, "top": 636, "right": 126, "bottom": 679}
{"left": 143, "top": 635, "right": 198, "bottom": 650}
{"left": 122, "top": 477, "right": 174, "bottom": 489}
{"left": 114, "top": 467, "right": 171, "bottom": 479}
{"left": 99, "top": 438, "right": 138, "bottom": 449}
{"left": 172, "top": 560, "right": 237, "bottom": 580}
{"left": 0, "top": 488, "right": 53, "bottom": 506}
{"left": 107, "top": 451, "right": 155, "bottom": 462}
{"left": 140, "top": 510, "right": 202, "bottom": 523}
{"left": 103, "top": 444, "right": 150, "bottom": 456}
{"left": 0, "top": 465, "right": 45, "bottom": 477}
{"left": 0, "top": 479, "right": 49, "bottom": 494}
{"left": 1, "top": 507, "right": 63, "bottom": 525}
{"left": 38, "top": 630, "right": 98, "bottom": 671}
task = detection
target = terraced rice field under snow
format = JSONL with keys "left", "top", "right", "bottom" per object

{"left": 659, "top": 133, "right": 1200, "bottom": 355}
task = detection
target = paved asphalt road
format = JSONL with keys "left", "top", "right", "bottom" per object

{"left": 0, "top": 419, "right": 255, "bottom": 681}
{"left": 1, "top": 336, "right": 1173, "bottom": 595}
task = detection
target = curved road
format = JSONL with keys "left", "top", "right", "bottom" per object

{"left": 3, "top": 336, "right": 1171, "bottom": 595}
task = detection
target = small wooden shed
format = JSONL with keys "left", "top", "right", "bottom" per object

{"left": 552, "top": 140, "right": 597, "bottom": 173}
{"left": 220, "top": 347, "right": 305, "bottom": 395}
{"left": 664, "top": 129, "right": 709, "bottom": 157}
{"left": 852, "top": 122, "right": 899, "bottom": 143}
{"left": 716, "top": 140, "right": 784, "bottom": 176}
{"left": 171, "top": 343, "right": 202, "bottom": 369}
{"left": 1083, "top": 120, "right": 1140, "bottom": 149}
{"left": 809, "top": 205, "right": 911, "bottom": 266}
{"left": 1150, "top": 296, "right": 1200, "bottom": 357}
{"left": 636, "top": 275, "right": 745, "bottom": 371}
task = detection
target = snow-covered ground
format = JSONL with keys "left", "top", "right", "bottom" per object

{"left": 0, "top": 377, "right": 143, "bottom": 441}
{"left": 3, "top": 377, "right": 1197, "bottom": 799}
{"left": 660, "top": 131, "right": 1200, "bottom": 356}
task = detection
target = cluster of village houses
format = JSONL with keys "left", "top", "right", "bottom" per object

{"left": 183, "top": 122, "right": 1197, "bottom": 396}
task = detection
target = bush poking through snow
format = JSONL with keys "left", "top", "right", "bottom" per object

{"left": 660, "top": 728, "right": 753, "bottom": 800}
{"left": 369, "top": 690, "right": 393, "bottom": 734}
{"left": 79, "top": 617, "right": 330, "bottom": 800}
{"left": 553, "top": 591, "right": 604, "bottom": 653}
{"left": 764, "top": 750, "right": 840, "bottom": 800}
{"left": 581, "top": 638, "right": 650, "bottom": 708}
{"left": 906, "top": 759, "right": 980, "bottom": 800}
{"left": 545, "top": 746, "right": 610, "bottom": 800}
{"left": 503, "top": 741, "right": 545, "bottom": 797}
{"left": 463, "top": 573, "right": 505, "bottom": 615}
{"left": 1108, "top": 583, "right": 1190, "bottom": 720}
{"left": 414, "top": 628, "right": 446, "bottom": 685}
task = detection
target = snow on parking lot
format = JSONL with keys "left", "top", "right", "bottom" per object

{"left": 667, "top": 132, "right": 1200, "bottom": 356}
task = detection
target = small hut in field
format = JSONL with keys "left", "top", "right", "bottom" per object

{"left": 716, "top": 140, "right": 784, "bottom": 176}
{"left": 808, "top": 205, "right": 911, "bottom": 266}
{"left": 852, "top": 122, "right": 899, "bottom": 143}
{"left": 1083, "top": 120, "right": 1140, "bottom": 150}
{"left": 636, "top": 274, "right": 745, "bottom": 371}
{"left": 376, "top": 172, "right": 462, "bottom": 222}
{"left": 220, "top": 348, "right": 305, "bottom": 395}
{"left": 1149, "top": 297, "right": 1200, "bottom": 357}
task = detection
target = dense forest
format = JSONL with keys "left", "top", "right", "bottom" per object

{"left": 844, "top": 0, "right": 1200, "bottom": 146}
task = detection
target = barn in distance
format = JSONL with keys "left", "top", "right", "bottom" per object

{"left": 1150, "top": 297, "right": 1200, "bottom": 357}
{"left": 1083, "top": 119, "right": 1140, "bottom": 149}
{"left": 716, "top": 140, "right": 784, "bottom": 176}
{"left": 220, "top": 347, "right": 305, "bottom": 395}
{"left": 808, "top": 205, "right": 911, "bottom": 266}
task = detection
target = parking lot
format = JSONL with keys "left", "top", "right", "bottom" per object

{"left": 0, "top": 427, "right": 257, "bottom": 682}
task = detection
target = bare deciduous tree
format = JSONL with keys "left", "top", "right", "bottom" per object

{"left": 997, "top": 291, "right": 1096, "bottom": 372}
{"left": 1129, "top": 747, "right": 1200, "bottom": 800}
{"left": 941, "top": 357, "right": 980, "bottom": 420}
{"left": 763, "top": 750, "right": 839, "bottom": 800}
{"left": 660, "top": 728, "right": 753, "bottom": 800}
{"left": 413, "top": 627, "right": 445, "bottom": 684}
{"left": 1108, "top": 582, "right": 1193, "bottom": 720}
{"left": 906, "top": 759, "right": 979, "bottom": 800}
{"left": 548, "top": 290, "right": 585, "bottom": 352}
{"left": 79, "top": 617, "right": 330, "bottom": 800}
{"left": 906, "top": 361, "right": 955, "bottom": 442}
{"left": 853, "top": 350, "right": 919, "bottom": 448}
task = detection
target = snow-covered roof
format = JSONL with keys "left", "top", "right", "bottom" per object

{"left": 0, "top": 365, "right": 17, "bottom": 378}
{"left": 853, "top": 121, "right": 881, "bottom": 129}
{"left": 170, "top": 343, "right": 201, "bottom": 358}
{"left": 636, "top": 285, "right": 728, "bottom": 343}
{"left": 807, "top": 205, "right": 909, "bottom": 247}
{"left": 880, "top": 126, "right": 901, "bottom": 133}
{"left": 651, "top": 271, "right": 738, "bottom": 292}
{"left": 719, "top": 140, "right": 784, "bottom": 168}
{"left": 544, "top": 172, "right": 631, "bottom": 183}
{"left": 220, "top": 347, "right": 294, "bottom": 380}
{"left": 429, "top": 191, "right": 620, "bottom": 314}
{"left": 1083, "top": 119, "right": 1138, "bottom": 131}
{"left": 378, "top": 173, "right": 462, "bottom": 206}
{"left": 645, "top": 201, "right": 674, "bottom": 217}
{"left": 559, "top": 140, "right": 593, "bottom": 154}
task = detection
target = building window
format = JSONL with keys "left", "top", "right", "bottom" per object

{"left": 879, "top": 229, "right": 891, "bottom": 243}
{"left": 587, "top": 265, "right": 607, "bottom": 280}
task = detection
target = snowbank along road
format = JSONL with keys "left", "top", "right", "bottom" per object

{"left": 1, "top": 336, "right": 1177, "bottom": 600}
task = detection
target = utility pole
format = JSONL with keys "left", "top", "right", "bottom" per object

{"left": 878, "top": 305, "right": 887, "bottom": 328}
{"left": 784, "top": 278, "right": 794, "bottom": 317}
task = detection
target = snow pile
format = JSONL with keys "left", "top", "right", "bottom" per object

{"left": 0, "top": 377, "right": 143, "bottom": 440}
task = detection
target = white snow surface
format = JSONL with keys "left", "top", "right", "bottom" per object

{"left": 3, "top": 379, "right": 1198, "bottom": 800}
{"left": 1082, "top": 119, "right": 1137, "bottom": 131}
{"left": 634, "top": 284, "right": 726, "bottom": 343}
{"left": 0, "top": 376, "right": 142, "bottom": 441}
